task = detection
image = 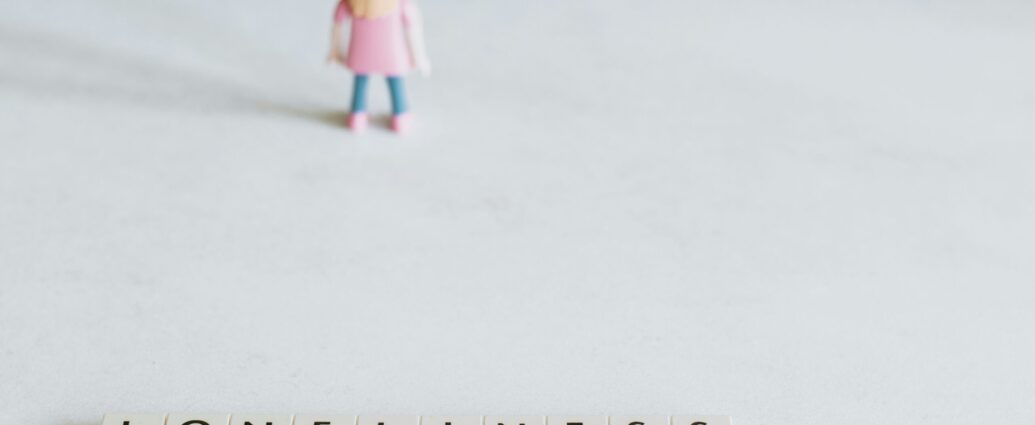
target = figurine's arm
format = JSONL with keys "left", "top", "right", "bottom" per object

{"left": 402, "top": 0, "right": 432, "bottom": 76}
{"left": 327, "top": 1, "right": 350, "bottom": 64}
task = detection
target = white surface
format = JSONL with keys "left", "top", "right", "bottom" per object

{"left": 1, "top": 0, "right": 1034, "bottom": 424}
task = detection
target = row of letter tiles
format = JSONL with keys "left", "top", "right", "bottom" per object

{"left": 102, "top": 415, "right": 732, "bottom": 425}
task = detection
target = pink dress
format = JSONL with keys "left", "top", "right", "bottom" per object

{"left": 335, "top": 0, "right": 416, "bottom": 76}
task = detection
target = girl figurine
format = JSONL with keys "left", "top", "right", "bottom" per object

{"left": 327, "top": 0, "right": 431, "bottom": 133}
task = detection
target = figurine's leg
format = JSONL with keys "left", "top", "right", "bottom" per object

{"left": 386, "top": 76, "right": 411, "bottom": 133}
{"left": 348, "top": 74, "right": 369, "bottom": 131}
{"left": 386, "top": 76, "right": 409, "bottom": 115}
{"left": 351, "top": 74, "right": 370, "bottom": 113}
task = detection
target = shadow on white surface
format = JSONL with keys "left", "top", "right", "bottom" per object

{"left": 0, "top": 25, "right": 346, "bottom": 129}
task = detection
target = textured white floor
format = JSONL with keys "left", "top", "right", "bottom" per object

{"left": 2, "top": 1, "right": 1034, "bottom": 424}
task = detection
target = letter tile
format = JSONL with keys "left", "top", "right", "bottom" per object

{"left": 102, "top": 414, "right": 166, "bottom": 425}
{"left": 358, "top": 415, "right": 420, "bottom": 425}
{"left": 547, "top": 416, "right": 606, "bottom": 425}
{"left": 420, "top": 416, "right": 481, "bottom": 425}
{"left": 608, "top": 416, "right": 668, "bottom": 425}
{"left": 166, "top": 414, "right": 231, "bottom": 425}
{"left": 294, "top": 415, "right": 357, "bottom": 425}
{"left": 483, "top": 416, "right": 544, "bottom": 425}
{"left": 230, "top": 415, "right": 293, "bottom": 425}
{"left": 671, "top": 416, "right": 731, "bottom": 425}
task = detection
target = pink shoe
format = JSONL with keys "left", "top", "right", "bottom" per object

{"left": 347, "top": 112, "right": 368, "bottom": 132}
{"left": 390, "top": 113, "right": 412, "bottom": 134}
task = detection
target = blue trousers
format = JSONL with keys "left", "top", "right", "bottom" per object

{"left": 351, "top": 74, "right": 409, "bottom": 115}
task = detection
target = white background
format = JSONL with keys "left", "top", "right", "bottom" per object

{"left": 1, "top": 0, "right": 1034, "bottom": 424}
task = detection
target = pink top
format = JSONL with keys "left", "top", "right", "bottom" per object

{"left": 334, "top": 0, "right": 416, "bottom": 76}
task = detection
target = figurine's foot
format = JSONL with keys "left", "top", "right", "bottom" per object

{"left": 347, "top": 112, "right": 368, "bottom": 132}
{"left": 390, "top": 113, "right": 412, "bottom": 134}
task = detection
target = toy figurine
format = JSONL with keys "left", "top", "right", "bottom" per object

{"left": 327, "top": 0, "right": 431, "bottom": 134}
